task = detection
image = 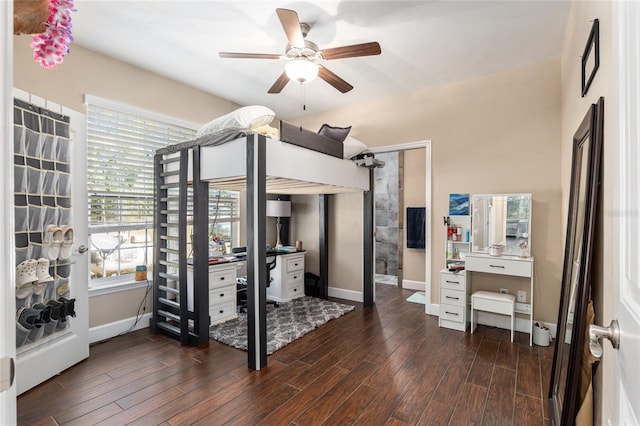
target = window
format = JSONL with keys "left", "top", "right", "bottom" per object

{"left": 200, "top": 189, "right": 241, "bottom": 257}
{"left": 183, "top": 188, "right": 241, "bottom": 258}
{"left": 86, "top": 96, "right": 198, "bottom": 283}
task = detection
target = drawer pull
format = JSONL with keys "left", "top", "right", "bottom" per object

{"left": 294, "top": 263, "right": 298, "bottom": 267}
{"left": 489, "top": 265, "right": 505, "bottom": 269}
{"left": 445, "top": 280, "right": 460, "bottom": 284}
{"left": 445, "top": 311, "right": 459, "bottom": 316}
{"left": 220, "top": 293, "right": 224, "bottom": 297}
{"left": 293, "top": 288, "right": 297, "bottom": 292}
{"left": 293, "top": 275, "right": 297, "bottom": 279}
{"left": 220, "top": 277, "right": 225, "bottom": 280}
{"left": 219, "top": 310, "right": 224, "bottom": 314}
{"left": 445, "top": 296, "right": 459, "bottom": 300}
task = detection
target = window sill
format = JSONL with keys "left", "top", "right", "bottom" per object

{"left": 88, "top": 278, "right": 152, "bottom": 297}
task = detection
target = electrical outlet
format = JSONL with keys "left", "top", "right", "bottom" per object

{"left": 500, "top": 288, "right": 508, "bottom": 294}
{"left": 517, "top": 290, "right": 526, "bottom": 303}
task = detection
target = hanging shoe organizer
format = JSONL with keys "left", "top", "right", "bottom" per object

{"left": 14, "top": 98, "right": 76, "bottom": 351}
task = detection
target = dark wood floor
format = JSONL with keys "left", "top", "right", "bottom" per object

{"left": 17, "top": 283, "right": 554, "bottom": 425}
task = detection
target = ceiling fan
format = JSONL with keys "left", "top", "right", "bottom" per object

{"left": 219, "top": 8, "right": 381, "bottom": 94}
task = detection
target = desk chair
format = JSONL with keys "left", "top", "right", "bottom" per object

{"left": 237, "top": 254, "right": 279, "bottom": 313}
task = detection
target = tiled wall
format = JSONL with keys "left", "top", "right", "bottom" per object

{"left": 374, "top": 151, "right": 403, "bottom": 278}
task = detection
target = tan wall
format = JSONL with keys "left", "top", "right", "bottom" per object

{"left": 560, "top": 1, "right": 612, "bottom": 316}
{"left": 560, "top": 2, "right": 612, "bottom": 423}
{"left": 296, "top": 60, "right": 563, "bottom": 323}
{"left": 290, "top": 195, "right": 320, "bottom": 274}
{"left": 14, "top": 36, "right": 241, "bottom": 328}
{"left": 403, "top": 148, "right": 426, "bottom": 282}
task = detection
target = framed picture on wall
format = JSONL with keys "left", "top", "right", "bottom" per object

{"left": 581, "top": 18, "right": 599, "bottom": 97}
{"left": 449, "top": 193, "right": 469, "bottom": 216}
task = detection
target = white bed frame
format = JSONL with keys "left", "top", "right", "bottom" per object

{"left": 153, "top": 134, "right": 377, "bottom": 369}
{"left": 165, "top": 136, "right": 370, "bottom": 193}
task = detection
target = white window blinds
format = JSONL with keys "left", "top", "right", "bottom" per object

{"left": 86, "top": 101, "right": 197, "bottom": 231}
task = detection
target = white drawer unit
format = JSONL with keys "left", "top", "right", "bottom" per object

{"left": 438, "top": 269, "right": 470, "bottom": 332}
{"left": 209, "top": 285, "right": 236, "bottom": 305}
{"left": 440, "top": 304, "right": 465, "bottom": 323}
{"left": 441, "top": 272, "right": 466, "bottom": 291}
{"left": 465, "top": 254, "right": 532, "bottom": 277}
{"left": 440, "top": 288, "right": 466, "bottom": 306}
{"left": 210, "top": 301, "right": 236, "bottom": 324}
{"left": 209, "top": 267, "right": 236, "bottom": 289}
{"left": 268, "top": 252, "right": 306, "bottom": 303}
{"left": 187, "top": 263, "right": 238, "bottom": 325}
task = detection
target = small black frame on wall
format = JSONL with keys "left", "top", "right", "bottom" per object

{"left": 581, "top": 18, "right": 599, "bottom": 97}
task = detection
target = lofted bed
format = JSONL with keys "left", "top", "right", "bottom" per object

{"left": 152, "top": 122, "right": 380, "bottom": 369}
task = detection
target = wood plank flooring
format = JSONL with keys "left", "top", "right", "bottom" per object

{"left": 17, "top": 283, "right": 555, "bottom": 425}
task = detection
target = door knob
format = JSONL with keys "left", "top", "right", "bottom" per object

{"left": 77, "top": 245, "right": 89, "bottom": 254}
{"left": 588, "top": 319, "right": 620, "bottom": 359}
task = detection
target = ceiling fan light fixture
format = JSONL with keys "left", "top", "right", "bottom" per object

{"left": 285, "top": 58, "right": 318, "bottom": 84}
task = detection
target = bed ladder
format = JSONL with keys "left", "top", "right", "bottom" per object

{"left": 151, "top": 146, "right": 210, "bottom": 345}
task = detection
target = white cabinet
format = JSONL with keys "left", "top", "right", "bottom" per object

{"left": 268, "top": 252, "right": 305, "bottom": 302}
{"left": 440, "top": 213, "right": 471, "bottom": 331}
{"left": 438, "top": 269, "right": 470, "bottom": 331}
{"left": 187, "top": 263, "right": 237, "bottom": 325}
{"left": 207, "top": 263, "right": 237, "bottom": 324}
{"left": 445, "top": 214, "right": 471, "bottom": 269}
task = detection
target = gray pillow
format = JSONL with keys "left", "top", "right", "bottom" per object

{"left": 318, "top": 124, "right": 352, "bottom": 142}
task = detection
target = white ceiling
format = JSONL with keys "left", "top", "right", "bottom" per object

{"left": 71, "top": 1, "right": 571, "bottom": 120}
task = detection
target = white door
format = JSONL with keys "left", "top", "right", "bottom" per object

{"left": 1, "top": 0, "right": 17, "bottom": 422}
{"left": 13, "top": 92, "right": 89, "bottom": 395}
{"left": 606, "top": 2, "right": 640, "bottom": 424}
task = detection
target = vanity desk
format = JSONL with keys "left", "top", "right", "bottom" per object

{"left": 438, "top": 192, "right": 534, "bottom": 344}
{"left": 465, "top": 253, "right": 534, "bottom": 345}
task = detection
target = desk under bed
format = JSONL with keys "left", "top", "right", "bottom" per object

{"left": 152, "top": 129, "right": 381, "bottom": 369}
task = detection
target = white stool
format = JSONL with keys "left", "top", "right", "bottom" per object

{"left": 471, "top": 291, "right": 516, "bottom": 342}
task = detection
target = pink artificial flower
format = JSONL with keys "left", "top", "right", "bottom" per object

{"left": 30, "top": 0, "right": 75, "bottom": 69}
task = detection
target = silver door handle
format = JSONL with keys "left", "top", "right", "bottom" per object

{"left": 589, "top": 319, "right": 620, "bottom": 359}
{"left": 77, "top": 245, "right": 89, "bottom": 254}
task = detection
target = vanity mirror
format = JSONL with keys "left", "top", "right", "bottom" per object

{"left": 471, "top": 193, "right": 532, "bottom": 257}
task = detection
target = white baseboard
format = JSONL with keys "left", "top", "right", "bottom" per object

{"left": 328, "top": 287, "right": 363, "bottom": 303}
{"left": 89, "top": 313, "right": 152, "bottom": 344}
{"left": 402, "top": 279, "right": 425, "bottom": 291}
{"left": 430, "top": 304, "right": 440, "bottom": 317}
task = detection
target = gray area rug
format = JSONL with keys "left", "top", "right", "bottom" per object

{"left": 209, "top": 296, "right": 355, "bottom": 355}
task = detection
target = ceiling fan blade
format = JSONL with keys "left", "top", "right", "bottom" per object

{"left": 321, "top": 42, "right": 382, "bottom": 60}
{"left": 268, "top": 72, "right": 290, "bottom": 94}
{"left": 276, "top": 8, "right": 305, "bottom": 49}
{"left": 318, "top": 66, "right": 353, "bottom": 93}
{"left": 219, "top": 52, "right": 281, "bottom": 60}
